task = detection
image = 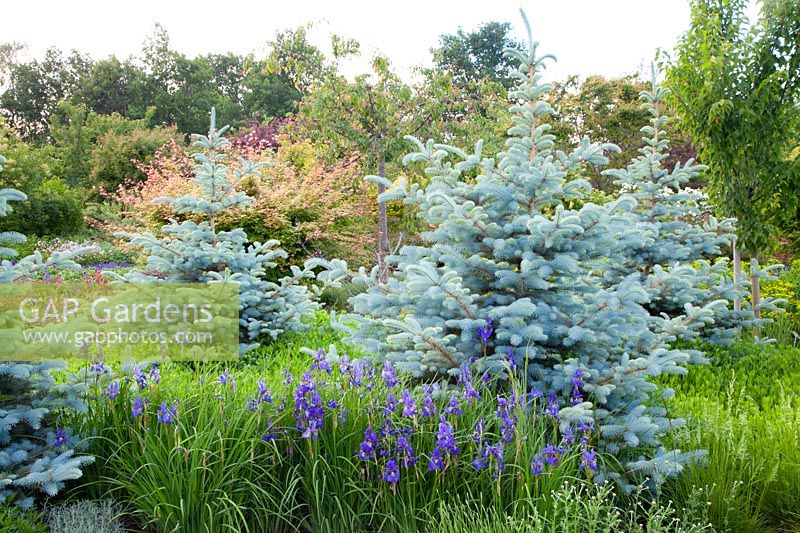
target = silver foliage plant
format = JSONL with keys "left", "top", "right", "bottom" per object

{"left": 335, "top": 12, "right": 780, "bottom": 487}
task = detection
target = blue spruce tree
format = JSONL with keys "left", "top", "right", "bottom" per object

{"left": 0, "top": 154, "right": 93, "bottom": 507}
{"left": 602, "top": 69, "right": 782, "bottom": 345}
{"left": 335, "top": 13, "right": 777, "bottom": 486}
{"left": 118, "top": 110, "right": 345, "bottom": 352}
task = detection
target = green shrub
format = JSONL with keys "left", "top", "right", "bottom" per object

{"left": 0, "top": 178, "right": 84, "bottom": 236}
{"left": 88, "top": 126, "right": 179, "bottom": 192}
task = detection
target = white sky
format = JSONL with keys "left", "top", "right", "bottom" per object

{"left": 3, "top": 0, "right": 761, "bottom": 82}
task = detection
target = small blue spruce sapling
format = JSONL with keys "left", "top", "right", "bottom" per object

{"left": 602, "top": 66, "right": 781, "bottom": 344}
{"left": 118, "top": 110, "right": 346, "bottom": 352}
{"left": 0, "top": 154, "right": 94, "bottom": 507}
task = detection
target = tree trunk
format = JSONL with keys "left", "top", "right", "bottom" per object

{"left": 377, "top": 153, "right": 390, "bottom": 283}
{"left": 732, "top": 238, "right": 742, "bottom": 313}
{"left": 750, "top": 255, "right": 761, "bottom": 320}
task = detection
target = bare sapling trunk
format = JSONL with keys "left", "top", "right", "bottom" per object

{"left": 732, "top": 238, "right": 742, "bottom": 312}
{"left": 377, "top": 153, "right": 390, "bottom": 283}
{"left": 750, "top": 255, "right": 761, "bottom": 321}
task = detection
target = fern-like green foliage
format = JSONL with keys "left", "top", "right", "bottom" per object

{"left": 0, "top": 154, "right": 93, "bottom": 508}
{"left": 335, "top": 12, "right": 780, "bottom": 489}
{"left": 118, "top": 110, "right": 347, "bottom": 351}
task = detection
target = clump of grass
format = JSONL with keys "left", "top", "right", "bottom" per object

{"left": 68, "top": 344, "right": 609, "bottom": 532}
{"left": 660, "top": 342, "right": 800, "bottom": 531}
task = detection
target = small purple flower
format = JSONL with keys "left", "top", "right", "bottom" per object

{"left": 473, "top": 418, "right": 485, "bottom": 444}
{"left": 311, "top": 348, "right": 332, "bottom": 374}
{"left": 400, "top": 389, "right": 416, "bottom": 417}
{"left": 282, "top": 369, "right": 294, "bottom": 387}
{"left": 496, "top": 396, "right": 517, "bottom": 443}
{"left": 383, "top": 457, "right": 400, "bottom": 484}
{"left": 485, "top": 441, "right": 505, "bottom": 474}
{"left": 581, "top": 446, "right": 597, "bottom": 473}
{"left": 562, "top": 425, "right": 575, "bottom": 446}
{"left": 158, "top": 401, "right": 177, "bottom": 424}
{"left": 247, "top": 398, "right": 260, "bottom": 411}
{"left": 384, "top": 391, "right": 398, "bottom": 415}
{"left": 257, "top": 380, "right": 272, "bottom": 403}
{"left": 294, "top": 376, "right": 325, "bottom": 440}
{"left": 132, "top": 396, "right": 145, "bottom": 417}
{"left": 458, "top": 363, "right": 480, "bottom": 403}
{"left": 477, "top": 318, "right": 493, "bottom": 346}
{"left": 421, "top": 384, "right": 437, "bottom": 418}
{"left": 348, "top": 360, "right": 365, "bottom": 387}
{"left": 381, "top": 361, "right": 398, "bottom": 388}
{"left": 133, "top": 365, "right": 147, "bottom": 389}
{"left": 54, "top": 428, "right": 67, "bottom": 447}
{"left": 572, "top": 368, "right": 584, "bottom": 388}
{"left": 338, "top": 355, "right": 353, "bottom": 376}
{"left": 530, "top": 454, "right": 544, "bottom": 475}
{"left": 89, "top": 360, "right": 106, "bottom": 374}
{"left": 505, "top": 346, "right": 517, "bottom": 370}
{"left": 262, "top": 421, "right": 277, "bottom": 442}
{"left": 104, "top": 380, "right": 120, "bottom": 400}
{"left": 481, "top": 371, "right": 491, "bottom": 385}
{"left": 358, "top": 427, "right": 379, "bottom": 461}
{"left": 542, "top": 444, "right": 560, "bottom": 467}
{"left": 428, "top": 446, "right": 446, "bottom": 471}
{"left": 444, "top": 396, "right": 462, "bottom": 416}
{"left": 545, "top": 393, "right": 560, "bottom": 420}
{"left": 149, "top": 365, "right": 161, "bottom": 385}
{"left": 395, "top": 435, "right": 417, "bottom": 468}
{"left": 218, "top": 369, "right": 234, "bottom": 387}
{"left": 435, "top": 416, "right": 459, "bottom": 456}
{"left": 327, "top": 399, "right": 340, "bottom": 410}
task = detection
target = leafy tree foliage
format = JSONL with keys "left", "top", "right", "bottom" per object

{"left": 0, "top": 23, "right": 311, "bottom": 141}
{"left": 548, "top": 75, "right": 695, "bottom": 189}
{"left": 431, "top": 21, "right": 524, "bottom": 90}
{"left": 49, "top": 102, "right": 180, "bottom": 191}
{"left": 266, "top": 25, "right": 331, "bottom": 95}
{"left": 0, "top": 48, "right": 91, "bottom": 142}
{"left": 295, "top": 50, "right": 427, "bottom": 280}
{"left": 667, "top": 0, "right": 800, "bottom": 257}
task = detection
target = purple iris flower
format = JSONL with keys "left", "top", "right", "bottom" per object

{"left": 149, "top": 365, "right": 161, "bottom": 385}
{"left": 54, "top": 428, "right": 67, "bottom": 447}
{"left": 358, "top": 427, "right": 379, "bottom": 461}
{"left": 132, "top": 396, "right": 145, "bottom": 417}
{"left": 104, "top": 380, "right": 120, "bottom": 400}
{"left": 158, "top": 401, "right": 178, "bottom": 424}
{"left": 133, "top": 365, "right": 147, "bottom": 389}
{"left": 400, "top": 389, "right": 416, "bottom": 417}
{"left": 477, "top": 318, "right": 493, "bottom": 345}
{"left": 383, "top": 457, "right": 400, "bottom": 484}
{"left": 381, "top": 361, "right": 398, "bottom": 388}
{"left": 582, "top": 447, "right": 598, "bottom": 472}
